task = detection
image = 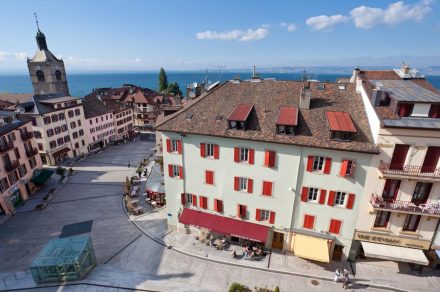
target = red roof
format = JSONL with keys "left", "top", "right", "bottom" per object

{"left": 179, "top": 208, "right": 269, "bottom": 243}
{"left": 228, "top": 103, "right": 253, "bottom": 122}
{"left": 326, "top": 111, "right": 357, "bottom": 133}
{"left": 276, "top": 106, "right": 298, "bottom": 126}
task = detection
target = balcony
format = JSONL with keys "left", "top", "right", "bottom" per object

{"left": 0, "top": 142, "right": 14, "bottom": 153}
{"left": 4, "top": 160, "right": 19, "bottom": 172}
{"left": 370, "top": 193, "right": 440, "bottom": 217}
{"left": 21, "top": 131, "right": 34, "bottom": 141}
{"left": 379, "top": 160, "right": 440, "bottom": 181}
{"left": 26, "top": 147, "right": 38, "bottom": 158}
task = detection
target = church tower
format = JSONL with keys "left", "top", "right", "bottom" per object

{"left": 27, "top": 17, "right": 70, "bottom": 96}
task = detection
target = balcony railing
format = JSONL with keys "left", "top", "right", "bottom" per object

{"left": 370, "top": 193, "right": 440, "bottom": 216}
{"left": 4, "top": 160, "right": 19, "bottom": 172}
{"left": 0, "top": 142, "right": 14, "bottom": 153}
{"left": 20, "top": 131, "right": 33, "bottom": 141}
{"left": 379, "top": 160, "right": 440, "bottom": 179}
{"left": 26, "top": 147, "right": 38, "bottom": 158}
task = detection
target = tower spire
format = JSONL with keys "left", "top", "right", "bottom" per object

{"left": 34, "top": 12, "right": 40, "bottom": 31}
{"left": 34, "top": 13, "right": 48, "bottom": 50}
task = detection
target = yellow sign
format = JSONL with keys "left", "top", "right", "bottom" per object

{"left": 354, "top": 231, "right": 431, "bottom": 250}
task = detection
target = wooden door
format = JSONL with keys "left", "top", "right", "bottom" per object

{"left": 390, "top": 144, "right": 409, "bottom": 170}
{"left": 332, "top": 244, "right": 344, "bottom": 261}
{"left": 271, "top": 232, "right": 284, "bottom": 249}
{"left": 421, "top": 147, "right": 440, "bottom": 173}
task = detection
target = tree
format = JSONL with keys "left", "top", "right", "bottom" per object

{"left": 167, "top": 82, "right": 182, "bottom": 96}
{"left": 158, "top": 67, "right": 168, "bottom": 92}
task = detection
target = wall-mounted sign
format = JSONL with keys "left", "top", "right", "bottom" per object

{"left": 354, "top": 231, "right": 431, "bottom": 250}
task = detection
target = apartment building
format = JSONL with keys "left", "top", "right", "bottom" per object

{"left": 0, "top": 111, "right": 42, "bottom": 215}
{"left": 82, "top": 96, "right": 115, "bottom": 151}
{"left": 104, "top": 100, "right": 134, "bottom": 141}
{"left": 156, "top": 77, "right": 377, "bottom": 262}
{"left": 352, "top": 65, "right": 440, "bottom": 266}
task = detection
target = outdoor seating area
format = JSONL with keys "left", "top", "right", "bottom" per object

{"left": 241, "top": 243, "right": 265, "bottom": 261}
{"left": 126, "top": 185, "right": 144, "bottom": 215}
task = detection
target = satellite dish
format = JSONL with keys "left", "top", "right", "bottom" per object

{"left": 192, "top": 82, "right": 198, "bottom": 88}
{"left": 231, "top": 121, "right": 237, "bottom": 128}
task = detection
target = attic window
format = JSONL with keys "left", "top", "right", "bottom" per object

{"left": 276, "top": 106, "right": 298, "bottom": 135}
{"left": 326, "top": 111, "right": 357, "bottom": 142}
{"left": 228, "top": 104, "right": 253, "bottom": 130}
{"left": 338, "top": 85, "right": 346, "bottom": 90}
{"left": 215, "top": 115, "right": 223, "bottom": 121}
{"left": 317, "top": 83, "right": 325, "bottom": 91}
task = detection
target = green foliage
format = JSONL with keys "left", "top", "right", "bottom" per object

{"left": 167, "top": 82, "right": 182, "bottom": 96}
{"left": 55, "top": 166, "right": 66, "bottom": 178}
{"left": 274, "top": 287, "right": 280, "bottom": 292}
{"left": 159, "top": 67, "right": 168, "bottom": 92}
{"left": 229, "top": 282, "right": 248, "bottom": 292}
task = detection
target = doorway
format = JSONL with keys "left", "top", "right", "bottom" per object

{"left": 333, "top": 244, "right": 344, "bottom": 261}
{"left": 271, "top": 232, "right": 284, "bottom": 249}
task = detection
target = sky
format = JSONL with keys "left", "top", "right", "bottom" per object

{"left": 0, "top": 0, "right": 439, "bottom": 73}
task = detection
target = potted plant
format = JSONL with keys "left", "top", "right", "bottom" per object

{"left": 55, "top": 166, "right": 66, "bottom": 181}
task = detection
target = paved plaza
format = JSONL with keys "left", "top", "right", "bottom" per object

{"left": 0, "top": 138, "right": 439, "bottom": 291}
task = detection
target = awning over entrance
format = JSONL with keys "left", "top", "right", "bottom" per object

{"left": 361, "top": 242, "right": 429, "bottom": 265}
{"left": 293, "top": 234, "right": 330, "bottom": 263}
{"left": 179, "top": 208, "right": 269, "bottom": 243}
{"left": 31, "top": 169, "right": 54, "bottom": 185}
{"left": 52, "top": 147, "right": 70, "bottom": 157}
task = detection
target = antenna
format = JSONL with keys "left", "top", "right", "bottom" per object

{"left": 34, "top": 13, "right": 40, "bottom": 30}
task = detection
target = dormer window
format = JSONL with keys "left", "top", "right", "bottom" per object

{"left": 397, "top": 103, "right": 414, "bottom": 117}
{"left": 326, "top": 111, "right": 357, "bottom": 142}
{"left": 317, "top": 83, "right": 325, "bottom": 91}
{"left": 228, "top": 103, "right": 253, "bottom": 131}
{"left": 276, "top": 106, "right": 298, "bottom": 135}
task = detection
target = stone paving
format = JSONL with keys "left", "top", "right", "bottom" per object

{"left": 0, "top": 137, "right": 439, "bottom": 291}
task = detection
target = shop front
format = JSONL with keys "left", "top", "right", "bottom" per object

{"left": 9, "top": 185, "right": 23, "bottom": 208}
{"left": 354, "top": 231, "right": 430, "bottom": 266}
{"left": 52, "top": 147, "right": 70, "bottom": 164}
{"left": 290, "top": 228, "right": 333, "bottom": 263}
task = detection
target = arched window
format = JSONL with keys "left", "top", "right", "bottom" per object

{"left": 36, "top": 70, "right": 45, "bottom": 82}
{"left": 55, "top": 70, "right": 62, "bottom": 81}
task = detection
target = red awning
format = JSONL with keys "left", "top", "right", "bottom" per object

{"left": 276, "top": 106, "right": 298, "bottom": 126}
{"left": 228, "top": 104, "right": 253, "bottom": 122}
{"left": 179, "top": 208, "right": 270, "bottom": 243}
{"left": 326, "top": 111, "right": 357, "bottom": 133}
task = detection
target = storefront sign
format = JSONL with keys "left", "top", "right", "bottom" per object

{"left": 354, "top": 231, "right": 431, "bottom": 250}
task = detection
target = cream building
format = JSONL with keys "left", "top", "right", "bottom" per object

{"left": 157, "top": 77, "right": 377, "bottom": 262}
{"left": 352, "top": 65, "right": 440, "bottom": 266}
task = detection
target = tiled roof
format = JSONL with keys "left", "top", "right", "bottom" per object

{"left": 276, "top": 106, "right": 298, "bottom": 126}
{"left": 157, "top": 80, "right": 377, "bottom": 154}
{"left": 358, "top": 70, "right": 400, "bottom": 80}
{"left": 326, "top": 111, "right": 357, "bottom": 133}
{"left": 82, "top": 96, "right": 113, "bottom": 119}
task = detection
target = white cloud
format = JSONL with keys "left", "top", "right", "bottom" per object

{"left": 351, "top": 0, "right": 433, "bottom": 29}
{"left": 305, "top": 15, "right": 349, "bottom": 31}
{"left": 64, "top": 56, "right": 100, "bottom": 65}
{"left": 196, "top": 26, "right": 269, "bottom": 42}
{"left": 281, "top": 22, "right": 297, "bottom": 32}
{"left": 0, "top": 51, "right": 28, "bottom": 61}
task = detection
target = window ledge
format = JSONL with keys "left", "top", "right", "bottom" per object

{"left": 306, "top": 200, "right": 320, "bottom": 205}
{"left": 369, "top": 227, "right": 390, "bottom": 233}
{"left": 399, "top": 231, "right": 419, "bottom": 237}
{"left": 259, "top": 194, "right": 274, "bottom": 199}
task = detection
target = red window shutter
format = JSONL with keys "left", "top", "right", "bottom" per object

{"left": 324, "top": 157, "right": 332, "bottom": 174}
{"left": 179, "top": 166, "right": 183, "bottom": 179}
{"left": 242, "top": 205, "right": 247, "bottom": 218}
{"left": 234, "top": 147, "right": 239, "bottom": 162}
{"left": 327, "top": 191, "right": 336, "bottom": 206}
{"left": 346, "top": 193, "right": 355, "bottom": 209}
{"left": 329, "top": 219, "right": 342, "bottom": 234}
{"left": 177, "top": 140, "right": 182, "bottom": 154}
{"left": 205, "top": 171, "right": 214, "bottom": 184}
{"left": 204, "top": 197, "right": 208, "bottom": 209}
{"left": 199, "top": 196, "right": 204, "bottom": 208}
{"left": 237, "top": 205, "right": 241, "bottom": 218}
{"left": 264, "top": 151, "right": 270, "bottom": 167}
{"left": 269, "top": 211, "right": 276, "bottom": 224}
{"left": 217, "top": 200, "right": 223, "bottom": 212}
{"left": 262, "top": 181, "right": 272, "bottom": 196}
{"left": 247, "top": 179, "right": 253, "bottom": 193}
{"left": 270, "top": 151, "right": 276, "bottom": 168}
{"left": 166, "top": 139, "right": 171, "bottom": 153}
{"left": 214, "top": 199, "right": 218, "bottom": 211}
{"left": 319, "top": 189, "right": 327, "bottom": 205}
{"left": 255, "top": 209, "right": 261, "bottom": 221}
{"left": 301, "top": 187, "right": 308, "bottom": 202}
{"left": 168, "top": 165, "right": 173, "bottom": 177}
{"left": 304, "top": 215, "right": 315, "bottom": 229}
{"left": 181, "top": 193, "right": 186, "bottom": 205}
{"left": 306, "top": 155, "right": 314, "bottom": 172}
{"left": 249, "top": 149, "right": 255, "bottom": 164}
{"left": 339, "top": 160, "right": 348, "bottom": 177}
{"left": 234, "top": 177, "right": 239, "bottom": 191}
{"left": 200, "top": 143, "right": 206, "bottom": 157}
{"left": 192, "top": 195, "right": 197, "bottom": 207}
{"left": 214, "top": 144, "right": 219, "bottom": 159}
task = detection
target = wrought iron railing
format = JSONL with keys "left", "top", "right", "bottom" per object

{"left": 379, "top": 160, "right": 440, "bottom": 179}
{"left": 20, "top": 131, "right": 33, "bottom": 141}
{"left": 370, "top": 193, "right": 440, "bottom": 216}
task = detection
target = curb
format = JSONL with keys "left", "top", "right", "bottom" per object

{"left": 121, "top": 197, "right": 406, "bottom": 292}
{"left": 0, "top": 281, "right": 159, "bottom": 292}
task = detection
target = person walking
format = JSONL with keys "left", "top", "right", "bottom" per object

{"left": 334, "top": 268, "right": 341, "bottom": 283}
{"left": 128, "top": 161, "right": 131, "bottom": 168}
{"left": 342, "top": 269, "right": 350, "bottom": 289}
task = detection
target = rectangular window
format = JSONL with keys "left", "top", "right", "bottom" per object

{"left": 303, "top": 214, "right": 315, "bottom": 229}
{"left": 240, "top": 148, "right": 249, "bottom": 162}
{"left": 313, "top": 156, "right": 325, "bottom": 171}
{"left": 329, "top": 219, "right": 342, "bottom": 234}
{"left": 308, "top": 188, "right": 319, "bottom": 201}
{"left": 0, "top": 177, "right": 9, "bottom": 192}
{"left": 75, "top": 109, "right": 81, "bottom": 116}
{"left": 260, "top": 209, "right": 270, "bottom": 221}
{"left": 206, "top": 143, "right": 214, "bottom": 157}
{"left": 334, "top": 192, "right": 346, "bottom": 206}
{"left": 68, "top": 110, "right": 74, "bottom": 118}
{"left": 171, "top": 139, "right": 179, "bottom": 152}
{"left": 264, "top": 150, "right": 276, "bottom": 168}
{"left": 237, "top": 204, "right": 246, "bottom": 218}
{"left": 214, "top": 199, "right": 223, "bottom": 212}
{"left": 412, "top": 182, "right": 432, "bottom": 205}
{"left": 8, "top": 171, "right": 18, "bottom": 184}
{"left": 403, "top": 214, "right": 421, "bottom": 232}
{"left": 185, "top": 193, "right": 193, "bottom": 204}
{"left": 374, "top": 211, "right": 391, "bottom": 228}
{"left": 340, "top": 160, "right": 355, "bottom": 177}
{"left": 239, "top": 177, "right": 248, "bottom": 191}
{"left": 205, "top": 170, "right": 214, "bottom": 185}
{"left": 262, "top": 181, "right": 273, "bottom": 196}
{"left": 169, "top": 165, "right": 180, "bottom": 177}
